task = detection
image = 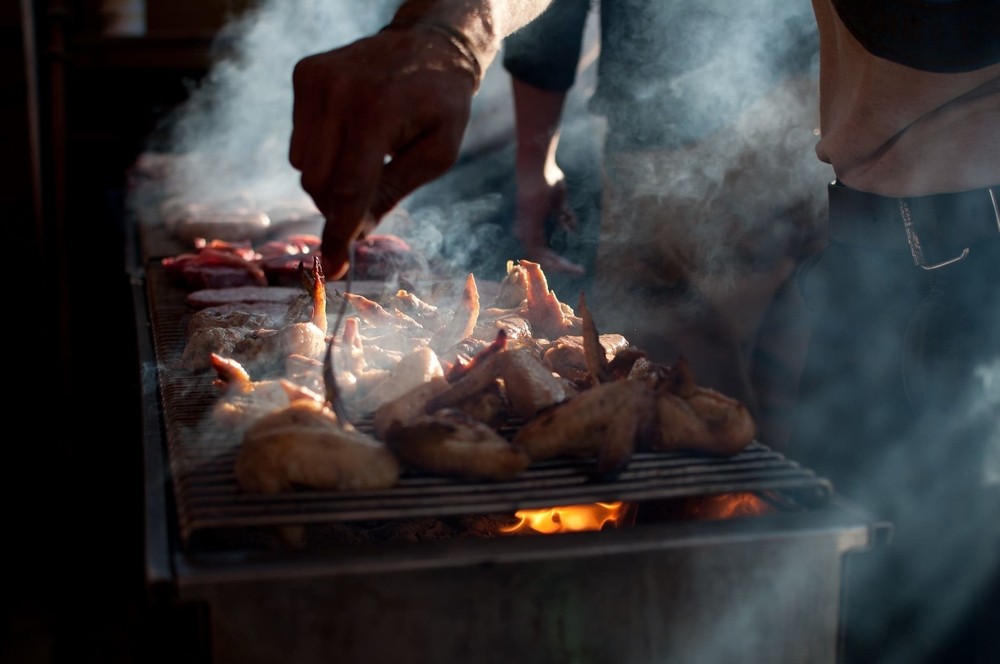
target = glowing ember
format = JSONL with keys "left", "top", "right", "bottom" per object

{"left": 500, "top": 502, "right": 630, "bottom": 535}
{"left": 690, "top": 492, "right": 774, "bottom": 520}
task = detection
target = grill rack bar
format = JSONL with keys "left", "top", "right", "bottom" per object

{"left": 144, "top": 263, "right": 832, "bottom": 546}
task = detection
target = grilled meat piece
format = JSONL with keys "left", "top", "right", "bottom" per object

{"left": 428, "top": 346, "right": 568, "bottom": 422}
{"left": 385, "top": 409, "right": 531, "bottom": 480}
{"left": 352, "top": 234, "right": 423, "bottom": 280}
{"left": 256, "top": 234, "right": 322, "bottom": 286}
{"left": 236, "top": 398, "right": 400, "bottom": 493}
{"left": 161, "top": 196, "right": 271, "bottom": 244}
{"left": 357, "top": 346, "right": 445, "bottom": 413}
{"left": 654, "top": 387, "right": 756, "bottom": 456}
{"left": 430, "top": 273, "right": 481, "bottom": 352}
{"left": 633, "top": 356, "right": 756, "bottom": 455}
{"left": 390, "top": 289, "right": 442, "bottom": 329}
{"left": 162, "top": 239, "right": 267, "bottom": 289}
{"left": 373, "top": 377, "right": 450, "bottom": 439}
{"left": 492, "top": 259, "right": 530, "bottom": 309}
{"left": 231, "top": 258, "right": 330, "bottom": 374}
{"left": 472, "top": 311, "right": 534, "bottom": 345}
{"left": 232, "top": 322, "right": 327, "bottom": 374}
{"left": 180, "top": 325, "right": 257, "bottom": 371}
{"left": 520, "top": 259, "right": 582, "bottom": 339}
{"left": 210, "top": 354, "right": 301, "bottom": 431}
{"left": 186, "top": 285, "right": 302, "bottom": 309}
{"left": 543, "top": 333, "right": 629, "bottom": 387}
{"left": 185, "top": 305, "right": 286, "bottom": 336}
{"left": 512, "top": 380, "right": 654, "bottom": 476}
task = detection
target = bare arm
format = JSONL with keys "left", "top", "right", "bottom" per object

{"left": 390, "top": 0, "right": 557, "bottom": 72}
{"left": 289, "top": 0, "right": 554, "bottom": 279}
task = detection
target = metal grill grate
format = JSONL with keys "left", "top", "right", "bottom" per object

{"left": 144, "top": 262, "right": 833, "bottom": 547}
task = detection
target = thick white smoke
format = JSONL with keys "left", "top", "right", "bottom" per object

{"left": 151, "top": 0, "right": 394, "bottom": 208}
{"left": 140, "top": 0, "right": 527, "bottom": 276}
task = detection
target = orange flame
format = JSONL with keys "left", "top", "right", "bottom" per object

{"left": 689, "top": 492, "right": 774, "bottom": 520}
{"left": 500, "top": 502, "right": 630, "bottom": 535}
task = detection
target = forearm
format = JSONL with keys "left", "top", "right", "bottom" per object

{"left": 389, "top": 0, "right": 555, "bottom": 74}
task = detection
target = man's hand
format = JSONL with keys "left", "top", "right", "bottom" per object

{"left": 289, "top": 26, "right": 477, "bottom": 279}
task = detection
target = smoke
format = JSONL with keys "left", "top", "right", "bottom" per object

{"left": 139, "top": 0, "right": 826, "bottom": 279}
{"left": 977, "top": 359, "right": 1000, "bottom": 485}
{"left": 792, "top": 230, "right": 1000, "bottom": 661}
{"left": 587, "top": 0, "right": 829, "bottom": 295}
{"left": 138, "top": 0, "right": 529, "bottom": 276}
{"left": 147, "top": 0, "right": 398, "bottom": 208}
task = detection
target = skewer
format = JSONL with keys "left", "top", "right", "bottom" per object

{"left": 324, "top": 242, "right": 355, "bottom": 424}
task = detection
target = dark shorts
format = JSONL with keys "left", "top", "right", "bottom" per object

{"left": 792, "top": 187, "right": 1000, "bottom": 663}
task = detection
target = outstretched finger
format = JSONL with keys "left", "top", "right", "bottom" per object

{"left": 318, "top": 135, "right": 387, "bottom": 279}
{"left": 370, "top": 123, "right": 465, "bottom": 220}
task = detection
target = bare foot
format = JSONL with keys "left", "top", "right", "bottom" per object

{"left": 521, "top": 245, "right": 586, "bottom": 276}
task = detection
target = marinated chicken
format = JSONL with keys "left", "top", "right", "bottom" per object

{"left": 167, "top": 251, "right": 759, "bottom": 493}
{"left": 230, "top": 257, "right": 329, "bottom": 374}
{"left": 427, "top": 345, "right": 569, "bottom": 422}
{"left": 384, "top": 409, "right": 531, "bottom": 480}
{"left": 513, "top": 380, "right": 654, "bottom": 475}
{"left": 210, "top": 353, "right": 299, "bottom": 430}
{"left": 519, "top": 259, "right": 582, "bottom": 339}
{"left": 356, "top": 345, "right": 445, "bottom": 414}
{"left": 373, "top": 377, "right": 452, "bottom": 439}
{"left": 542, "top": 333, "right": 629, "bottom": 388}
{"left": 430, "top": 272, "right": 481, "bottom": 353}
{"left": 236, "top": 397, "right": 400, "bottom": 493}
{"left": 642, "top": 357, "right": 757, "bottom": 456}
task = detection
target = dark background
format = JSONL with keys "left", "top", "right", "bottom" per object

{"left": 3, "top": 3, "right": 256, "bottom": 662}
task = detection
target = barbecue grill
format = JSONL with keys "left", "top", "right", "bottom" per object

{"left": 134, "top": 229, "right": 889, "bottom": 664}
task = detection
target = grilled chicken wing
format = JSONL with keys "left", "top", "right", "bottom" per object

{"left": 543, "top": 333, "right": 629, "bottom": 387}
{"left": 209, "top": 353, "right": 298, "bottom": 430}
{"left": 512, "top": 380, "right": 654, "bottom": 475}
{"left": 648, "top": 389, "right": 755, "bottom": 456}
{"left": 431, "top": 273, "right": 481, "bottom": 353}
{"left": 373, "top": 376, "right": 451, "bottom": 439}
{"left": 520, "top": 259, "right": 581, "bottom": 339}
{"left": 357, "top": 346, "right": 445, "bottom": 413}
{"left": 236, "top": 398, "right": 400, "bottom": 493}
{"left": 428, "top": 346, "right": 568, "bottom": 422}
{"left": 384, "top": 409, "right": 531, "bottom": 480}
{"left": 636, "top": 356, "right": 756, "bottom": 455}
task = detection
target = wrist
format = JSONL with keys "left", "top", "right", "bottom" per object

{"left": 380, "top": 20, "right": 483, "bottom": 92}
{"left": 387, "top": 1, "right": 502, "bottom": 90}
